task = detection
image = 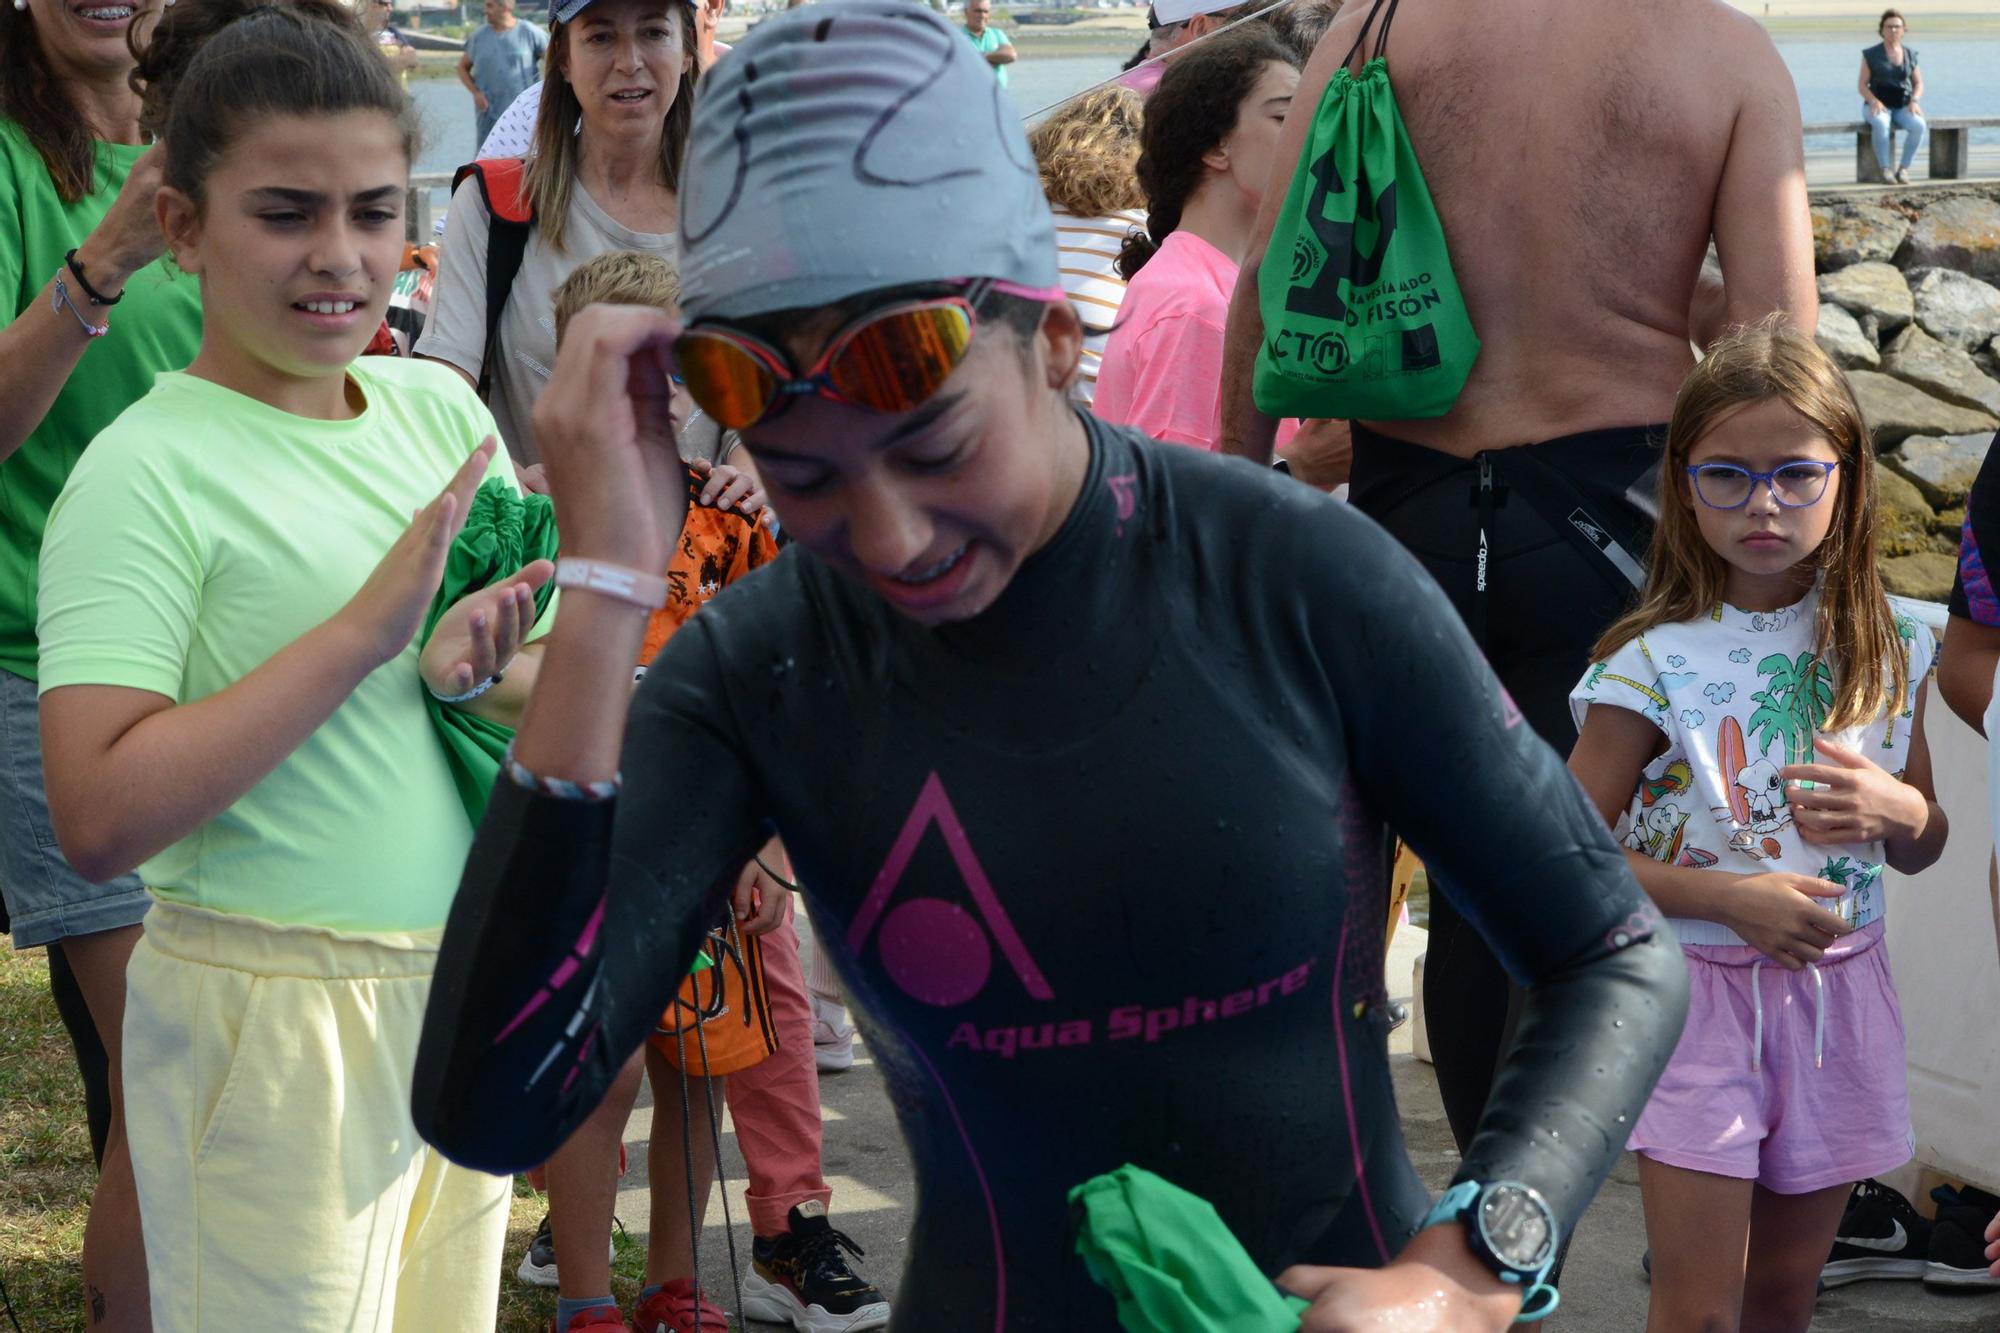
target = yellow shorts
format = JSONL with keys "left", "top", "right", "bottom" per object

{"left": 123, "top": 899, "right": 509, "bottom": 1332}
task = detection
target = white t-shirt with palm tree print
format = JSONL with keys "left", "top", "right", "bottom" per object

{"left": 1569, "top": 586, "right": 1934, "bottom": 947}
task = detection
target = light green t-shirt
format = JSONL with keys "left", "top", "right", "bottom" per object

{"left": 38, "top": 358, "right": 520, "bottom": 933}
{"left": 968, "top": 25, "right": 1011, "bottom": 88}
{"left": 0, "top": 119, "right": 205, "bottom": 681}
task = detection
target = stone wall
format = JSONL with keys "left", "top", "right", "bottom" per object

{"left": 1810, "top": 187, "right": 2000, "bottom": 601}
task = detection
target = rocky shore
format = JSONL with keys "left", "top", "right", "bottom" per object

{"left": 1811, "top": 187, "right": 2000, "bottom": 601}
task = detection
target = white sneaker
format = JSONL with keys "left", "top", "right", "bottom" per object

{"left": 810, "top": 992, "right": 855, "bottom": 1072}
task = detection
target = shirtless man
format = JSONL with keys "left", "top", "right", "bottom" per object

{"left": 1219, "top": 0, "right": 1815, "bottom": 1174}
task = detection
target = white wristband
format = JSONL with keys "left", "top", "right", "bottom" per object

{"left": 554, "top": 557, "right": 669, "bottom": 609}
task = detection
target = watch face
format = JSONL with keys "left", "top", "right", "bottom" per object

{"left": 1478, "top": 1186, "right": 1554, "bottom": 1272}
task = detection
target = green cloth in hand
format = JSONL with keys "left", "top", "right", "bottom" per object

{"left": 1070, "top": 1165, "right": 1311, "bottom": 1332}
{"left": 420, "top": 479, "right": 560, "bottom": 825}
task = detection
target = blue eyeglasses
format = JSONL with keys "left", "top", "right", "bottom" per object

{"left": 1684, "top": 460, "right": 1838, "bottom": 510}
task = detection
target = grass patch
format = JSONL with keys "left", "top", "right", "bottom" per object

{"left": 0, "top": 946, "right": 91, "bottom": 1332}
{"left": 496, "top": 1185, "right": 660, "bottom": 1333}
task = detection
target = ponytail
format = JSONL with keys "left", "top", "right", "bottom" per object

{"left": 1120, "top": 23, "right": 1294, "bottom": 282}
{"left": 133, "top": 0, "right": 419, "bottom": 203}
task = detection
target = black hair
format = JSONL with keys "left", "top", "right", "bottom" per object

{"left": 134, "top": 0, "right": 420, "bottom": 202}
{"left": 1116, "top": 23, "right": 1295, "bottom": 280}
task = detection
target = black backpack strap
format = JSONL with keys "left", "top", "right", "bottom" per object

{"left": 452, "top": 160, "right": 535, "bottom": 398}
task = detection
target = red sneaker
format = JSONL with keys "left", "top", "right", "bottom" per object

{"left": 550, "top": 1305, "right": 630, "bottom": 1332}
{"left": 632, "top": 1279, "right": 729, "bottom": 1333}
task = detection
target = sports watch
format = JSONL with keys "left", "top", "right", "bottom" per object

{"left": 1418, "top": 1180, "right": 1561, "bottom": 1323}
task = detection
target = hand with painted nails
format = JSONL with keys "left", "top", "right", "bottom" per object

{"left": 1782, "top": 737, "right": 1929, "bottom": 847}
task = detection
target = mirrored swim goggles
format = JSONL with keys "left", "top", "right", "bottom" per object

{"left": 672, "top": 278, "right": 1062, "bottom": 432}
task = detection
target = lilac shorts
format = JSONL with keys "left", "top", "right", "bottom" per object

{"left": 1629, "top": 922, "right": 1913, "bottom": 1195}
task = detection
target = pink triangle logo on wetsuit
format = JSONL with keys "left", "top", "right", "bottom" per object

{"left": 846, "top": 771, "right": 1055, "bottom": 1007}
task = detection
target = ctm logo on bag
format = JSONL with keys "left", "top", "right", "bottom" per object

{"left": 1253, "top": 0, "right": 1479, "bottom": 421}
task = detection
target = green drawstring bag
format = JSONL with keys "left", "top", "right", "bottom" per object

{"left": 1252, "top": 0, "right": 1478, "bottom": 421}
{"left": 421, "top": 478, "right": 561, "bottom": 825}
{"left": 1070, "top": 1165, "right": 1311, "bottom": 1332}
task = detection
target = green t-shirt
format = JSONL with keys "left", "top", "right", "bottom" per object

{"left": 38, "top": 359, "right": 521, "bottom": 933}
{"left": 968, "top": 25, "right": 1011, "bottom": 87}
{"left": 0, "top": 119, "right": 204, "bottom": 681}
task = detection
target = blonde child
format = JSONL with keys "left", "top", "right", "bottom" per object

{"left": 528, "top": 251, "right": 887, "bottom": 1333}
{"left": 1568, "top": 324, "right": 1947, "bottom": 1331}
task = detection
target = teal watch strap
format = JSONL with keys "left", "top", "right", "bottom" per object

{"left": 1418, "top": 1181, "right": 1562, "bottom": 1324}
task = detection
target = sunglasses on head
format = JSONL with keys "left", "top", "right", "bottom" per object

{"left": 673, "top": 287, "right": 990, "bottom": 432}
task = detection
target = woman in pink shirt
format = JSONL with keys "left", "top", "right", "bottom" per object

{"left": 1094, "top": 26, "right": 1299, "bottom": 452}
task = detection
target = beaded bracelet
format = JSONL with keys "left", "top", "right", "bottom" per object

{"left": 51, "top": 274, "right": 108, "bottom": 338}
{"left": 428, "top": 671, "right": 503, "bottom": 704}
{"left": 502, "top": 741, "right": 620, "bottom": 803}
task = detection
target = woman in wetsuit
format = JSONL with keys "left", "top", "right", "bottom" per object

{"left": 413, "top": 3, "right": 1688, "bottom": 1327}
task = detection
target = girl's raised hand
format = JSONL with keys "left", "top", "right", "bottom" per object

{"left": 420, "top": 559, "right": 556, "bottom": 700}
{"left": 1782, "top": 738, "right": 1929, "bottom": 846}
{"left": 531, "top": 304, "right": 690, "bottom": 575}
{"left": 339, "top": 439, "right": 496, "bottom": 667}
{"left": 1722, "top": 871, "right": 1853, "bottom": 969}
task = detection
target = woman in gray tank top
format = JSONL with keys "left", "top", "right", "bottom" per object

{"left": 1857, "top": 8, "right": 1924, "bottom": 183}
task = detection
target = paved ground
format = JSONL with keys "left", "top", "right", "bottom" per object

{"left": 600, "top": 918, "right": 2000, "bottom": 1329}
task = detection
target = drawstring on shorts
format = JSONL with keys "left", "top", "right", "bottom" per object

{"left": 1748, "top": 959, "right": 1825, "bottom": 1072}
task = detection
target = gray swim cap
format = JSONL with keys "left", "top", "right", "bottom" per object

{"left": 678, "top": 0, "right": 1061, "bottom": 322}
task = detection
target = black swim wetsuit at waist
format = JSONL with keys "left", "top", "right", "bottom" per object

{"left": 415, "top": 416, "right": 1686, "bottom": 1329}
{"left": 1348, "top": 422, "right": 1663, "bottom": 1161}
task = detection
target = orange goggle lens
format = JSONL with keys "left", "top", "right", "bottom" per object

{"left": 675, "top": 301, "right": 975, "bottom": 432}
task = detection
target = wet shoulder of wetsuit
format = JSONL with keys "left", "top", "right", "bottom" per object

{"left": 1268, "top": 486, "right": 1692, "bottom": 1235}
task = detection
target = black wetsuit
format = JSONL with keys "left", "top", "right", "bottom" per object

{"left": 1348, "top": 423, "right": 1663, "bottom": 1159}
{"left": 415, "top": 416, "right": 1686, "bottom": 1329}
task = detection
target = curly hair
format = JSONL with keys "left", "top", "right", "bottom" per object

{"left": 1116, "top": 24, "right": 1295, "bottom": 280}
{"left": 1028, "top": 86, "right": 1145, "bottom": 219}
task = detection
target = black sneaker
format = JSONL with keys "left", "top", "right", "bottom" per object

{"left": 739, "top": 1202, "right": 890, "bottom": 1332}
{"left": 1823, "top": 1179, "right": 1931, "bottom": 1287}
{"left": 1925, "top": 1183, "right": 2000, "bottom": 1289}
{"left": 515, "top": 1211, "right": 621, "bottom": 1289}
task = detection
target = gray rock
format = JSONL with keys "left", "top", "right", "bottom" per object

{"left": 1880, "top": 324, "right": 2000, "bottom": 416}
{"left": 1814, "top": 200, "right": 1912, "bottom": 269}
{"left": 1819, "top": 262, "right": 1913, "bottom": 333}
{"left": 1979, "top": 336, "right": 2000, "bottom": 381}
{"left": 1859, "top": 313, "right": 1882, "bottom": 347}
{"left": 1908, "top": 267, "right": 2000, "bottom": 351}
{"left": 1849, "top": 370, "right": 1998, "bottom": 448}
{"left": 1875, "top": 461, "right": 1940, "bottom": 558}
{"left": 1886, "top": 431, "right": 1996, "bottom": 508}
{"left": 1817, "top": 303, "right": 1881, "bottom": 369}
{"left": 1879, "top": 551, "right": 1958, "bottom": 603}
{"left": 1896, "top": 195, "right": 2000, "bottom": 281}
